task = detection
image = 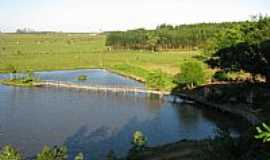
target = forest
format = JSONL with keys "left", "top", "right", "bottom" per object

{"left": 106, "top": 16, "right": 270, "bottom": 84}
{"left": 106, "top": 22, "right": 244, "bottom": 51}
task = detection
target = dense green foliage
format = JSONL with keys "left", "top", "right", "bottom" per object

{"left": 0, "top": 145, "right": 84, "bottom": 160}
{"left": 36, "top": 146, "right": 68, "bottom": 160}
{"left": 0, "top": 145, "right": 22, "bottom": 160}
{"left": 127, "top": 131, "right": 148, "bottom": 160}
{"left": 206, "top": 16, "right": 270, "bottom": 53}
{"left": 213, "top": 71, "right": 231, "bottom": 81}
{"left": 207, "top": 16, "right": 270, "bottom": 82}
{"left": 106, "top": 23, "right": 238, "bottom": 51}
{"left": 175, "top": 60, "right": 207, "bottom": 88}
{"left": 146, "top": 70, "right": 173, "bottom": 90}
{"left": 131, "top": 131, "right": 148, "bottom": 151}
{"left": 74, "top": 153, "right": 84, "bottom": 160}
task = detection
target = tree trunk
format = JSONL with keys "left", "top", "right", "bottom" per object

{"left": 266, "top": 75, "right": 270, "bottom": 83}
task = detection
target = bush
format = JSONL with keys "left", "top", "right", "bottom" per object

{"left": 74, "top": 153, "right": 84, "bottom": 160}
{"left": 128, "top": 131, "right": 148, "bottom": 160}
{"left": 175, "top": 60, "right": 207, "bottom": 89}
{"left": 146, "top": 70, "right": 171, "bottom": 90}
{"left": 132, "top": 131, "right": 147, "bottom": 149}
{"left": 77, "top": 75, "right": 87, "bottom": 81}
{"left": 37, "top": 145, "right": 68, "bottom": 160}
{"left": 213, "top": 71, "right": 230, "bottom": 81}
{"left": 0, "top": 145, "right": 22, "bottom": 160}
{"left": 0, "top": 145, "right": 85, "bottom": 160}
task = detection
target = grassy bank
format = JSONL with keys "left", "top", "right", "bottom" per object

{"left": 0, "top": 79, "right": 39, "bottom": 87}
{"left": 0, "top": 33, "right": 203, "bottom": 90}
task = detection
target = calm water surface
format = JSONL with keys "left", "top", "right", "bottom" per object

{"left": 0, "top": 69, "right": 247, "bottom": 159}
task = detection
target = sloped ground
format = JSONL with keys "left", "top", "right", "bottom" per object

{"left": 127, "top": 140, "right": 206, "bottom": 160}
{"left": 172, "top": 82, "right": 270, "bottom": 124}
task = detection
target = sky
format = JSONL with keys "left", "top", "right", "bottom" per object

{"left": 0, "top": 0, "right": 269, "bottom": 32}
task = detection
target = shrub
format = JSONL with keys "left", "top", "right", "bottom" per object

{"left": 128, "top": 131, "right": 148, "bottom": 159}
{"left": 213, "top": 71, "right": 230, "bottom": 81}
{"left": 146, "top": 70, "right": 170, "bottom": 90}
{"left": 132, "top": 131, "right": 147, "bottom": 149}
{"left": 0, "top": 145, "right": 22, "bottom": 160}
{"left": 37, "top": 145, "right": 68, "bottom": 160}
{"left": 175, "top": 60, "right": 207, "bottom": 89}
{"left": 77, "top": 75, "right": 87, "bottom": 81}
{"left": 74, "top": 153, "right": 84, "bottom": 160}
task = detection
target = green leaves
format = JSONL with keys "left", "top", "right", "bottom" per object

{"left": 74, "top": 153, "right": 84, "bottom": 160}
{"left": 146, "top": 70, "right": 172, "bottom": 90}
{"left": 206, "top": 25, "right": 245, "bottom": 56}
{"left": 36, "top": 145, "right": 68, "bottom": 160}
{"left": 255, "top": 123, "right": 270, "bottom": 143}
{"left": 175, "top": 60, "right": 207, "bottom": 89}
{"left": 207, "top": 16, "right": 270, "bottom": 81}
{"left": 106, "top": 22, "right": 232, "bottom": 51}
{"left": 0, "top": 145, "right": 22, "bottom": 160}
{"left": 132, "top": 131, "right": 147, "bottom": 148}
{"left": 130, "top": 131, "right": 148, "bottom": 154}
{"left": 77, "top": 75, "right": 88, "bottom": 81}
{"left": 0, "top": 145, "right": 86, "bottom": 160}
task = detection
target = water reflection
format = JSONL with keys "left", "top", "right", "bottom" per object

{"left": 0, "top": 69, "right": 249, "bottom": 159}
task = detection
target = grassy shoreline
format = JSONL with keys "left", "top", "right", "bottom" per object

{"left": 0, "top": 79, "right": 40, "bottom": 87}
{"left": 0, "top": 67, "right": 173, "bottom": 91}
{"left": 0, "top": 33, "right": 202, "bottom": 89}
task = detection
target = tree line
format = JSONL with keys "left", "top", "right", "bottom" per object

{"left": 207, "top": 16, "right": 270, "bottom": 82}
{"left": 106, "top": 22, "right": 243, "bottom": 51}
{"left": 16, "top": 28, "right": 59, "bottom": 34}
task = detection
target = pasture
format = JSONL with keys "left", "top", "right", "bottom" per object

{"left": 0, "top": 33, "right": 203, "bottom": 90}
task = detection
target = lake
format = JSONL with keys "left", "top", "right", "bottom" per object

{"left": 0, "top": 69, "right": 248, "bottom": 159}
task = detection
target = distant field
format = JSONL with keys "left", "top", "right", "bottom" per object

{"left": 0, "top": 33, "right": 204, "bottom": 90}
{"left": 0, "top": 33, "right": 201, "bottom": 74}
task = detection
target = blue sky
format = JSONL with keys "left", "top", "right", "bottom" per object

{"left": 0, "top": 0, "right": 269, "bottom": 32}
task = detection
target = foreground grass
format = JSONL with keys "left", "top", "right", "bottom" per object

{"left": 0, "top": 33, "right": 203, "bottom": 90}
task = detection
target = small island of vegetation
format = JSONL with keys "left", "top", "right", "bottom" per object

{"left": 77, "top": 75, "right": 88, "bottom": 81}
{"left": 0, "top": 67, "right": 40, "bottom": 87}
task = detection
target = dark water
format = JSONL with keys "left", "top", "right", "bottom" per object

{"left": 0, "top": 69, "right": 247, "bottom": 159}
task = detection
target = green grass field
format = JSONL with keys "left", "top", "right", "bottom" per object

{"left": 0, "top": 33, "right": 203, "bottom": 90}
